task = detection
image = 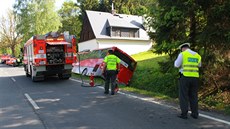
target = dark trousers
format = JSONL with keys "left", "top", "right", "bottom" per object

{"left": 179, "top": 75, "right": 199, "bottom": 116}
{"left": 104, "top": 70, "right": 117, "bottom": 94}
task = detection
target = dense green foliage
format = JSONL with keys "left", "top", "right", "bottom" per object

{"left": 78, "top": 0, "right": 154, "bottom": 15}
{"left": 146, "top": 0, "right": 230, "bottom": 103}
{"left": 13, "top": 0, "right": 62, "bottom": 43}
{"left": 58, "top": 1, "right": 82, "bottom": 37}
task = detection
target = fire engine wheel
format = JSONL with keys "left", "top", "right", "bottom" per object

{"left": 26, "top": 72, "right": 30, "bottom": 77}
{"left": 25, "top": 69, "right": 30, "bottom": 77}
{"left": 31, "top": 67, "right": 38, "bottom": 82}
{"left": 32, "top": 76, "right": 37, "bottom": 82}
{"left": 58, "top": 74, "right": 70, "bottom": 80}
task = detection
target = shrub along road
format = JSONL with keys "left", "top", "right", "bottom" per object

{"left": 0, "top": 64, "right": 230, "bottom": 129}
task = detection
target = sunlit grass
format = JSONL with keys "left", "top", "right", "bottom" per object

{"left": 119, "top": 85, "right": 171, "bottom": 100}
{"left": 131, "top": 50, "right": 165, "bottom": 61}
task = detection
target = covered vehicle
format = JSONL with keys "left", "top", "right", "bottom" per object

{"left": 72, "top": 47, "right": 137, "bottom": 85}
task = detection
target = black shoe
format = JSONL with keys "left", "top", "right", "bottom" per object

{"left": 111, "top": 92, "right": 115, "bottom": 95}
{"left": 104, "top": 91, "right": 109, "bottom": 94}
{"left": 190, "top": 114, "right": 198, "bottom": 119}
{"left": 177, "top": 114, "right": 188, "bottom": 119}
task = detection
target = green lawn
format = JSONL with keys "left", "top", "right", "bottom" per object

{"left": 119, "top": 51, "right": 178, "bottom": 100}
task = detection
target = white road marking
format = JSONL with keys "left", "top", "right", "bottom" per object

{"left": 119, "top": 90, "right": 230, "bottom": 125}
{"left": 198, "top": 113, "right": 230, "bottom": 125}
{"left": 24, "top": 93, "right": 40, "bottom": 110}
{"left": 11, "top": 77, "right": 16, "bottom": 82}
{"left": 70, "top": 78, "right": 230, "bottom": 126}
{"left": 70, "top": 78, "right": 82, "bottom": 83}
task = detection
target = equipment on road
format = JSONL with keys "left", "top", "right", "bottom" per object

{"left": 23, "top": 32, "right": 77, "bottom": 82}
{"left": 75, "top": 51, "right": 104, "bottom": 87}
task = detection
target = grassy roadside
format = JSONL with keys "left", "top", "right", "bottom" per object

{"left": 71, "top": 50, "right": 230, "bottom": 115}
{"left": 128, "top": 50, "right": 230, "bottom": 115}
{"left": 119, "top": 51, "right": 173, "bottom": 100}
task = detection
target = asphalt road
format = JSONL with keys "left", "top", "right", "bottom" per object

{"left": 0, "top": 64, "right": 230, "bottom": 129}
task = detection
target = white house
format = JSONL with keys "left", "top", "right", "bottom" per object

{"left": 78, "top": 10, "right": 152, "bottom": 55}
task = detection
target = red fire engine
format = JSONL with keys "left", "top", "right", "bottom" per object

{"left": 23, "top": 32, "right": 77, "bottom": 82}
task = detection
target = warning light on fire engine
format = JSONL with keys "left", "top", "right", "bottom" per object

{"left": 57, "top": 38, "right": 64, "bottom": 41}
{"left": 46, "top": 38, "right": 54, "bottom": 41}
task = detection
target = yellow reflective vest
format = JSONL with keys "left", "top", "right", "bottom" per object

{"left": 104, "top": 54, "right": 120, "bottom": 70}
{"left": 182, "top": 50, "right": 201, "bottom": 77}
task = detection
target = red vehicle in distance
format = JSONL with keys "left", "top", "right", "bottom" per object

{"left": 0, "top": 54, "right": 11, "bottom": 64}
{"left": 5, "top": 57, "right": 18, "bottom": 66}
{"left": 72, "top": 47, "right": 137, "bottom": 85}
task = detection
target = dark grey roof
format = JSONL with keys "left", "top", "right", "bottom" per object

{"left": 86, "top": 10, "right": 150, "bottom": 40}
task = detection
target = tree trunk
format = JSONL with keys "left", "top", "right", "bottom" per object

{"left": 11, "top": 44, "right": 16, "bottom": 57}
{"left": 189, "top": 8, "right": 196, "bottom": 44}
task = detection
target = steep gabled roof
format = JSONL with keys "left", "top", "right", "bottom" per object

{"left": 107, "top": 18, "right": 139, "bottom": 29}
{"left": 86, "top": 10, "right": 150, "bottom": 40}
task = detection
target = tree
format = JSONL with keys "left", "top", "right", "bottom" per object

{"left": 98, "top": 0, "right": 151, "bottom": 15}
{"left": 77, "top": 0, "right": 152, "bottom": 16}
{"left": 14, "top": 0, "right": 62, "bottom": 43}
{"left": 77, "top": 0, "right": 100, "bottom": 12}
{"left": 147, "top": 0, "right": 230, "bottom": 100}
{"left": 0, "top": 10, "right": 22, "bottom": 56}
{"left": 58, "top": 1, "right": 82, "bottom": 37}
{"left": 13, "top": 0, "right": 32, "bottom": 44}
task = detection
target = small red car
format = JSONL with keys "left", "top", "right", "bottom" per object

{"left": 6, "top": 57, "right": 19, "bottom": 67}
{"left": 0, "top": 55, "right": 11, "bottom": 64}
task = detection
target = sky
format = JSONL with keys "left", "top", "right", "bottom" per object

{"left": 0, "top": 0, "right": 67, "bottom": 17}
{"left": 0, "top": 0, "right": 14, "bottom": 17}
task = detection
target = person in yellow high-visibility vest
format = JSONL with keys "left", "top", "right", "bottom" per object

{"left": 174, "top": 43, "right": 201, "bottom": 119}
{"left": 103, "top": 49, "right": 121, "bottom": 95}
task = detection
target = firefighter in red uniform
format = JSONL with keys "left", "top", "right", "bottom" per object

{"left": 103, "top": 49, "right": 121, "bottom": 95}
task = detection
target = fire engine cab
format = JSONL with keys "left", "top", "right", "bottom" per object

{"left": 23, "top": 32, "right": 76, "bottom": 82}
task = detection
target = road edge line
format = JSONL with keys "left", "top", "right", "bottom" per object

{"left": 70, "top": 78, "right": 230, "bottom": 126}
{"left": 199, "top": 113, "right": 230, "bottom": 125}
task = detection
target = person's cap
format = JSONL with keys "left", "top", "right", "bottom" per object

{"left": 178, "top": 43, "right": 190, "bottom": 49}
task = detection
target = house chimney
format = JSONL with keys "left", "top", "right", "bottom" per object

{"left": 111, "top": 3, "right": 116, "bottom": 15}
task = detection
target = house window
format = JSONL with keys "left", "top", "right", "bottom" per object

{"left": 129, "top": 30, "right": 135, "bottom": 37}
{"left": 115, "top": 29, "right": 121, "bottom": 37}
{"left": 111, "top": 27, "right": 139, "bottom": 38}
{"left": 121, "top": 29, "right": 129, "bottom": 37}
